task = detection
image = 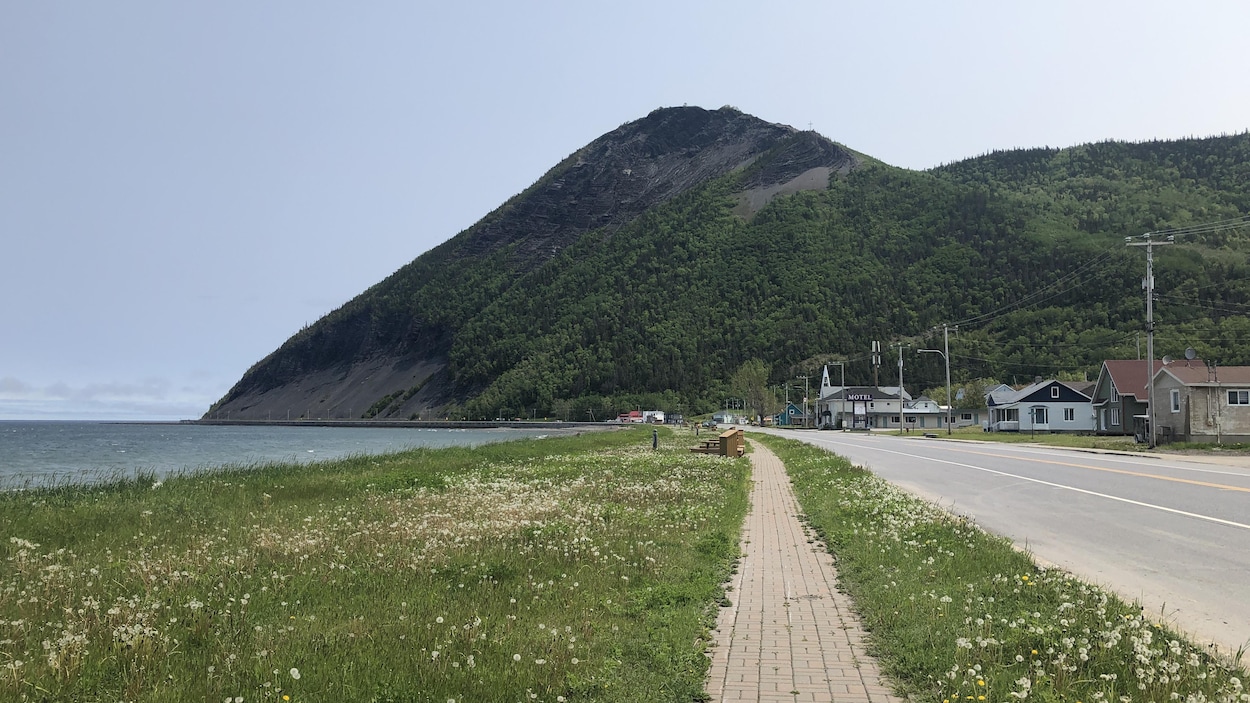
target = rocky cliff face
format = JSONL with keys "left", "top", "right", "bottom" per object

{"left": 449, "top": 107, "right": 858, "bottom": 268}
{"left": 207, "top": 106, "right": 861, "bottom": 421}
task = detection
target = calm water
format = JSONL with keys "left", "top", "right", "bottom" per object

{"left": 0, "top": 421, "right": 563, "bottom": 486}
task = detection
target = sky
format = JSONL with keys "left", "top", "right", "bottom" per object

{"left": 3, "top": 1, "right": 1248, "bottom": 420}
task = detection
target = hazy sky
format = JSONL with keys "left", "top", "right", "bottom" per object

{"left": 3, "top": 1, "right": 1248, "bottom": 420}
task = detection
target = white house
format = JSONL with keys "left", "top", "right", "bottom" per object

{"left": 986, "top": 380, "right": 1095, "bottom": 433}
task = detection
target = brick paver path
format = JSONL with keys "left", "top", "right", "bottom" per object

{"left": 705, "top": 441, "right": 903, "bottom": 702}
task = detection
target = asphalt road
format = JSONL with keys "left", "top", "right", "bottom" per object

{"left": 753, "top": 428, "right": 1250, "bottom": 656}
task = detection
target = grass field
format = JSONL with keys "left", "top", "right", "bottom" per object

{"left": 911, "top": 427, "right": 1144, "bottom": 451}
{"left": 0, "top": 428, "right": 749, "bottom": 702}
{"left": 758, "top": 434, "right": 1249, "bottom": 703}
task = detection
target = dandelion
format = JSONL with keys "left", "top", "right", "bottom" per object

{"left": 290, "top": 667, "right": 301, "bottom": 680}
{"left": 513, "top": 654, "right": 522, "bottom": 662}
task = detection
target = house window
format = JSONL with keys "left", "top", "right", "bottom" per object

{"left": 1110, "top": 407, "right": 1121, "bottom": 426}
{"left": 1064, "top": 408, "right": 1075, "bottom": 422}
{"left": 1050, "top": 386, "right": 1060, "bottom": 399}
{"left": 1228, "top": 390, "right": 1250, "bottom": 406}
{"left": 1033, "top": 407, "right": 1049, "bottom": 424}
{"left": 1110, "top": 385, "right": 1119, "bottom": 402}
{"left": 961, "top": 412, "right": 972, "bottom": 421}
{"left": 1171, "top": 389, "right": 1181, "bottom": 413}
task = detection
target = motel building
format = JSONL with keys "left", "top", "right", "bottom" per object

{"left": 815, "top": 384, "right": 945, "bottom": 431}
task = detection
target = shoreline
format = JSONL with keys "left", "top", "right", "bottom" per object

{"left": 186, "top": 418, "right": 607, "bottom": 430}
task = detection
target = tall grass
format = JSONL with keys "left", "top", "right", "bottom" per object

{"left": 759, "top": 434, "right": 1248, "bottom": 703}
{"left": 0, "top": 428, "right": 748, "bottom": 702}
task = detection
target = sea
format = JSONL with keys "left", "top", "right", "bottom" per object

{"left": 0, "top": 421, "right": 566, "bottom": 488}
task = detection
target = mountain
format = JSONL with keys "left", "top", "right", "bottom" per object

{"left": 206, "top": 107, "right": 1250, "bottom": 421}
{"left": 208, "top": 107, "right": 861, "bottom": 420}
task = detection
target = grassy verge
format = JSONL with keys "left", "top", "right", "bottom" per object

{"left": 0, "top": 428, "right": 749, "bottom": 702}
{"left": 920, "top": 428, "right": 1143, "bottom": 451}
{"left": 757, "top": 434, "right": 1248, "bottom": 703}
{"left": 919, "top": 428, "right": 1250, "bottom": 457}
{"left": 1161, "top": 441, "right": 1250, "bottom": 454}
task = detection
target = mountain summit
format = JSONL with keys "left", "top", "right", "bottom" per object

{"left": 208, "top": 107, "right": 862, "bottom": 420}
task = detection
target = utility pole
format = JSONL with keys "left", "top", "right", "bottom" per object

{"left": 944, "top": 324, "right": 952, "bottom": 434}
{"left": 892, "top": 344, "right": 908, "bottom": 434}
{"left": 919, "top": 324, "right": 953, "bottom": 435}
{"left": 872, "top": 341, "right": 881, "bottom": 387}
{"left": 1128, "top": 232, "right": 1172, "bottom": 448}
{"left": 897, "top": 345, "right": 904, "bottom": 433}
{"left": 828, "top": 361, "right": 846, "bottom": 429}
{"left": 796, "top": 375, "right": 810, "bottom": 428}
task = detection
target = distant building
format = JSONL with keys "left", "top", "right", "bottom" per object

{"left": 773, "top": 402, "right": 807, "bottom": 427}
{"left": 815, "top": 386, "right": 949, "bottom": 430}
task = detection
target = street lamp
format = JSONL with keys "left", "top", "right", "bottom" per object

{"left": 796, "top": 375, "right": 810, "bottom": 428}
{"left": 918, "top": 347, "right": 952, "bottom": 435}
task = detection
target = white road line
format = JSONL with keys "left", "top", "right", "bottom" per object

{"left": 955, "top": 444, "right": 1250, "bottom": 479}
{"left": 803, "top": 437, "right": 1250, "bottom": 532}
{"left": 822, "top": 434, "right": 1250, "bottom": 479}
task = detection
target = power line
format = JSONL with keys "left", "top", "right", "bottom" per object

{"left": 972, "top": 330, "right": 1139, "bottom": 351}
{"left": 1146, "top": 214, "right": 1250, "bottom": 238}
{"left": 1178, "top": 276, "right": 1250, "bottom": 292}
{"left": 952, "top": 246, "right": 1120, "bottom": 329}
{"left": 1156, "top": 293, "right": 1250, "bottom": 316}
{"left": 949, "top": 352, "right": 1098, "bottom": 372}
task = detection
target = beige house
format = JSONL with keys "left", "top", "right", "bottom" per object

{"left": 1153, "top": 363, "right": 1250, "bottom": 443}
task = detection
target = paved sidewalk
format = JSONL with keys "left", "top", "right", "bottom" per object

{"left": 705, "top": 442, "right": 903, "bottom": 703}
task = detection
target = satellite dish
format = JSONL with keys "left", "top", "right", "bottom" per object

{"left": 1185, "top": 347, "right": 1197, "bottom": 360}
{"left": 1162, "top": 355, "right": 1173, "bottom": 364}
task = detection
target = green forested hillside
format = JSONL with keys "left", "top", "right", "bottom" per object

{"left": 450, "top": 141, "right": 1250, "bottom": 419}
{"left": 210, "top": 109, "right": 1250, "bottom": 422}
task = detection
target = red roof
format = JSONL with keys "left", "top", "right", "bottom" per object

{"left": 1158, "top": 363, "right": 1250, "bottom": 386}
{"left": 1102, "top": 360, "right": 1167, "bottom": 400}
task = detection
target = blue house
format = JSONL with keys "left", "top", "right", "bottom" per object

{"left": 773, "top": 402, "right": 808, "bottom": 427}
